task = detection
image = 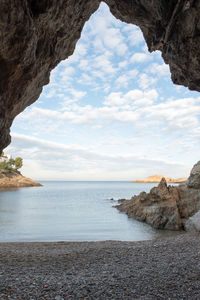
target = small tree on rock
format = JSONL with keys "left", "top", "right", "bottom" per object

{"left": 14, "top": 157, "right": 23, "bottom": 170}
{"left": 0, "top": 155, "right": 23, "bottom": 172}
{"left": 8, "top": 158, "right": 15, "bottom": 170}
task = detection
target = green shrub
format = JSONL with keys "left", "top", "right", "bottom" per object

{"left": 0, "top": 154, "right": 23, "bottom": 172}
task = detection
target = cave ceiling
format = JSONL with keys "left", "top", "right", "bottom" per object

{"left": 0, "top": 0, "right": 200, "bottom": 152}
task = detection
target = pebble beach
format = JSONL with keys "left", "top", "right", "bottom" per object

{"left": 0, "top": 233, "right": 200, "bottom": 299}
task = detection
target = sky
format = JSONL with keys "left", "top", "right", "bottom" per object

{"left": 6, "top": 3, "right": 200, "bottom": 181}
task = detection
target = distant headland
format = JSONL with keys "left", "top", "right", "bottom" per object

{"left": 132, "top": 175, "right": 186, "bottom": 183}
{"left": 0, "top": 152, "right": 42, "bottom": 189}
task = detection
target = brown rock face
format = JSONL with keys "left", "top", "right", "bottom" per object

{"left": 1, "top": 1, "right": 200, "bottom": 151}
{"left": 0, "top": 171, "right": 42, "bottom": 189}
{"left": 116, "top": 178, "right": 183, "bottom": 230}
{"left": 116, "top": 163, "right": 200, "bottom": 230}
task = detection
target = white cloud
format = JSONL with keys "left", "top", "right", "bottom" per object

{"left": 147, "top": 63, "right": 170, "bottom": 77}
{"left": 91, "top": 70, "right": 107, "bottom": 81}
{"left": 104, "top": 89, "right": 158, "bottom": 106}
{"left": 93, "top": 54, "right": 117, "bottom": 74}
{"left": 16, "top": 88, "right": 200, "bottom": 141}
{"left": 104, "top": 92, "right": 124, "bottom": 106}
{"left": 103, "top": 28, "right": 128, "bottom": 55}
{"left": 78, "top": 59, "right": 91, "bottom": 71}
{"left": 6, "top": 133, "right": 188, "bottom": 180}
{"left": 69, "top": 89, "right": 86, "bottom": 100}
{"left": 122, "top": 24, "right": 144, "bottom": 46}
{"left": 60, "top": 66, "right": 76, "bottom": 82}
{"left": 115, "top": 75, "right": 129, "bottom": 87}
{"left": 126, "top": 89, "right": 158, "bottom": 106}
{"left": 118, "top": 61, "right": 128, "bottom": 68}
{"left": 60, "top": 88, "right": 87, "bottom": 107}
{"left": 77, "top": 73, "right": 95, "bottom": 86}
{"left": 45, "top": 89, "right": 56, "bottom": 99}
{"left": 138, "top": 73, "right": 157, "bottom": 89}
{"left": 115, "top": 69, "right": 138, "bottom": 87}
{"left": 84, "top": 3, "right": 128, "bottom": 58}
{"left": 141, "top": 97, "right": 200, "bottom": 131}
{"left": 130, "top": 52, "right": 151, "bottom": 63}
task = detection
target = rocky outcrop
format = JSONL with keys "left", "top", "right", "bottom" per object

{"left": 116, "top": 162, "right": 200, "bottom": 230}
{"left": 186, "top": 161, "right": 200, "bottom": 189}
{"left": 132, "top": 175, "right": 186, "bottom": 183}
{"left": 0, "top": 171, "right": 42, "bottom": 189}
{"left": 185, "top": 211, "right": 200, "bottom": 232}
{"left": 116, "top": 178, "right": 183, "bottom": 230}
{"left": 1, "top": 1, "right": 200, "bottom": 151}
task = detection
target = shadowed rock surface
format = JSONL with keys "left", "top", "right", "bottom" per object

{"left": 116, "top": 161, "right": 200, "bottom": 230}
{"left": 1, "top": 0, "right": 200, "bottom": 151}
{"left": 187, "top": 161, "right": 200, "bottom": 189}
{"left": 185, "top": 210, "right": 200, "bottom": 232}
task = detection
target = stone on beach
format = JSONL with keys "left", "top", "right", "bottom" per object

{"left": 0, "top": 234, "right": 200, "bottom": 299}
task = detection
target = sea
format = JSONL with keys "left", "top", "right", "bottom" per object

{"left": 0, "top": 181, "right": 179, "bottom": 242}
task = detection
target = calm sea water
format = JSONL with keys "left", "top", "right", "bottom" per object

{"left": 0, "top": 181, "right": 178, "bottom": 242}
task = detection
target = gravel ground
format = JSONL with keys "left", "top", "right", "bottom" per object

{"left": 0, "top": 233, "right": 200, "bottom": 299}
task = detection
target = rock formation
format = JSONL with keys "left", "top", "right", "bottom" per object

{"left": 116, "top": 178, "right": 183, "bottom": 230}
{"left": 116, "top": 161, "right": 200, "bottom": 230}
{"left": 185, "top": 211, "right": 200, "bottom": 232}
{"left": 186, "top": 161, "right": 200, "bottom": 189}
{"left": 1, "top": 1, "right": 200, "bottom": 151}
{"left": 0, "top": 171, "right": 42, "bottom": 189}
{"left": 132, "top": 175, "right": 186, "bottom": 183}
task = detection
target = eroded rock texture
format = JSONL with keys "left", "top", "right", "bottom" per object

{"left": 105, "top": 0, "right": 200, "bottom": 91}
{"left": 1, "top": 0, "right": 200, "bottom": 151}
{"left": 0, "top": 0, "right": 100, "bottom": 151}
{"left": 116, "top": 162, "right": 200, "bottom": 230}
{"left": 117, "top": 178, "right": 183, "bottom": 230}
{"left": 187, "top": 160, "right": 200, "bottom": 189}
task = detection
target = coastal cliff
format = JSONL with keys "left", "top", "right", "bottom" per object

{"left": 132, "top": 175, "right": 186, "bottom": 183}
{"left": 0, "top": 171, "right": 42, "bottom": 189}
{"left": 116, "top": 162, "right": 200, "bottom": 230}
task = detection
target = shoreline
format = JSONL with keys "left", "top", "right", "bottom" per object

{"left": 0, "top": 230, "right": 184, "bottom": 244}
{"left": 0, "top": 233, "right": 199, "bottom": 299}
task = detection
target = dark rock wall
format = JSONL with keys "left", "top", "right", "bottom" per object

{"left": 105, "top": 0, "right": 200, "bottom": 90}
{"left": 1, "top": 0, "right": 200, "bottom": 152}
{"left": 0, "top": 0, "right": 100, "bottom": 150}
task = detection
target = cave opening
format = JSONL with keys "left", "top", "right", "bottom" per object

{"left": 4, "top": 2, "right": 200, "bottom": 183}
{"left": 1, "top": 4, "right": 200, "bottom": 298}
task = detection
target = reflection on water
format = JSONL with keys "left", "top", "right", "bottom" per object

{"left": 0, "top": 181, "right": 181, "bottom": 242}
